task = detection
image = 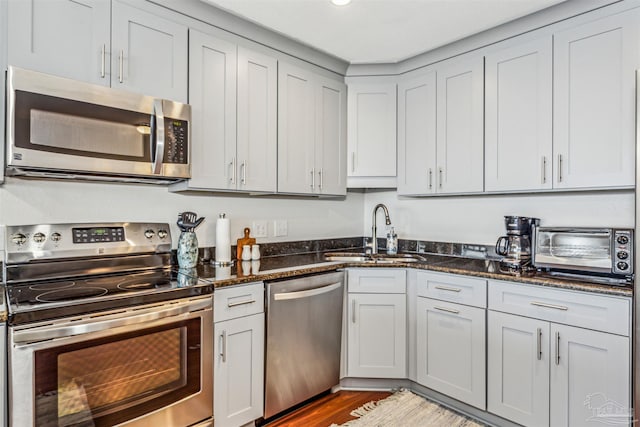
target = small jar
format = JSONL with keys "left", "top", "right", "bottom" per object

{"left": 241, "top": 244, "right": 252, "bottom": 261}
{"left": 251, "top": 244, "right": 261, "bottom": 260}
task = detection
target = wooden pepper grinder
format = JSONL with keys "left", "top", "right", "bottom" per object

{"left": 236, "top": 227, "right": 256, "bottom": 262}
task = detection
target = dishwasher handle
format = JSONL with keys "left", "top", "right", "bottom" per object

{"left": 273, "top": 281, "right": 342, "bottom": 301}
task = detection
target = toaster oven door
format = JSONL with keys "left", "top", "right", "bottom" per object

{"left": 534, "top": 229, "right": 613, "bottom": 273}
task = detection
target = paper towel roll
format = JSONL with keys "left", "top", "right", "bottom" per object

{"left": 215, "top": 213, "right": 231, "bottom": 263}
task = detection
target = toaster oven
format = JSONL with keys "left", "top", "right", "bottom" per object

{"left": 533, "top": 227, "right": 633, "bottom": 282}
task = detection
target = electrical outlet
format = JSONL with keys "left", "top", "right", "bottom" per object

{"left": 274, "top": 220, "right": 288, "bottom": 237}
{"left": 252, "top": 220, "right": 268, "bottom": 238}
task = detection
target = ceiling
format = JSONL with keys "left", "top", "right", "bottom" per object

{"left": 202, "top": 0, "right": 566, "bottom": 64}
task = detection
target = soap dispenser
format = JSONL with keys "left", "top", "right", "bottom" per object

{"left": 386, "top": 227, "right": 398, "bottom": 255}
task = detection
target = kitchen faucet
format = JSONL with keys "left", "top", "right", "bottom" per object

{"left": 370, "top": 204, "right": 391, "bottom": 254}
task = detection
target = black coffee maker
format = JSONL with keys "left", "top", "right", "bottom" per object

{"left": 495, "top": 216, "right": 540, "bottom": 273}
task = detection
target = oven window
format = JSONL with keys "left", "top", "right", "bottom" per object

{"left": 34, "top": 318, "right": 201, "bottom": 427}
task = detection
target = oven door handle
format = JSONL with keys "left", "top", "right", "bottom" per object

{"left": 12, "top": 298, "right": 211, "bottom": 344}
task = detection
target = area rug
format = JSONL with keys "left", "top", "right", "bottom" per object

{"left": 329, "top": 389, "right": 485, "bottom": 427}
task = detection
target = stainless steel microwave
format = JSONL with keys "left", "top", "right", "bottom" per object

{"left": 5, "top": 66, "right": 191, "bottom": 184}
{"left": 533, "top": 227, "right": 633, "bottom": 279}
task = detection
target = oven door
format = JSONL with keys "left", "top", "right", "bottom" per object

{"left": 534, "top": 228, "right": 613, "bottom": 273}
{"left": 8, "top": 296, "right": 212, "bottom": 427}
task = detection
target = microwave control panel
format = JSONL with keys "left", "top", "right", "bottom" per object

{"left": 164, "top": 119, "right": 188, "bottom": 164}
{"left": 613, "top": 229, "right": 633, "bottom": 275}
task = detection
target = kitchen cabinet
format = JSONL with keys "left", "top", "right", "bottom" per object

{"left": 179, "top": 30, "right": 277, "bottom": 192}
{"left": 397, "top": 70, "right": 437, "bottom": 195}
{"left": 214, "top": 283, "right": 265, "bottom": 427}
{"left": 436, "top": 55, "right": 484, "bottom": 194}
{"left": 346, "top": 78, "right": 397, "bottom": 188}
{"left": 553, "top": 9, "right": 639, "bottom": 190}
{"left": 415, "top": 271, "right": 486, "bottom": 409}
{"left": 346, "top": 269, "right": 406, "bottom": 378}
{"left": 8, "top": 0, "right": 188, "bottom": 102}
{"left": 487, "top": 280, "right": 631, "bottom": 427}
{"left": 484, "top": 35, "right": 553, "bottom": 192}
{"left": 278, "top": 62, "right": 347, "bottom": 196}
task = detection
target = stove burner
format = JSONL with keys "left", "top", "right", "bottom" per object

{"left": 117, "top": 279, "right": 164, "bottom": 291}
{"left": 29, "top": 281, "right": 75, "bottom": 291}
{"left": 36, "top": 287, "right": 109, "bottom": 303}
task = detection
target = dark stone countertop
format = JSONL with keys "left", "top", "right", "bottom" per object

{"left": 191, "top": 251, "right": 633, "bottom": 298}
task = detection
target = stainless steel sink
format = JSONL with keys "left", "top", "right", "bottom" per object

{"left": 324, "top": 252, "right": 426, "bottom": 264}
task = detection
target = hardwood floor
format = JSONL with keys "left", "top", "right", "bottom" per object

{"left": 264, "top": 390, "right": 392, "bottom": 427}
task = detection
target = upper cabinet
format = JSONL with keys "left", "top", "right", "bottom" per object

{"left": 436, "top": 55, "right": 484, "bottom": 194}
{"left": 397, "top": 71, "right": 437, "bottom": 195}
{"left": 484, "top": 36, "right": 553, "bottom": 192}
{"left": 553, "top": 9, "right": 639, "bottom": 190}
{"left": 278, "top": 62, "right": 347, "bottom": 196}
{"left": 177, "top": 29, "right": 277, "bottom": 193}
{"left": 346, "top": 79, "right": 397, "bottom": 188}
{"left": 8, "top": 0, "right": 188, "bottom": 102}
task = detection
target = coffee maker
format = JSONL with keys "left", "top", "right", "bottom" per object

{"left": 495, "top": 216, "right": 540, "bottom": 273}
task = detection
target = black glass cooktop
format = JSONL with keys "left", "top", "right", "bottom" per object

{"left": 6, "top": 269, "right": 211, "bottom": 325}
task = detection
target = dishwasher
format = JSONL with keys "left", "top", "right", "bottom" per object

{"left": 264, "top": 271, "right": 345, "bottom": 419}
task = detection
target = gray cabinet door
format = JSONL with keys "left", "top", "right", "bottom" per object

{"left": 111, "top": 0, "right": 188, "bottom": 102}
{"left": 8, "top": 0, "right": 110, "bottom": 85}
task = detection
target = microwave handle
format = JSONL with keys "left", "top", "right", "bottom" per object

{"left": 151, "top": 99, "right": 165, "bottom": 175}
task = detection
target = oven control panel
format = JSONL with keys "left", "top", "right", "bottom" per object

{"left": 613, "top": 229, "right": 633, "bottom": 275}
{"left": 5, "top": 222, "right": 172, "bottom": 263}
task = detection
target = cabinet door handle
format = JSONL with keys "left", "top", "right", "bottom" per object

{"left": 229, "top": 158, "right": 236, "bottom": 184}
{"left": 428, "top": 168, "right": 433, "bottom": 190}
{"left": 542, "top": 156, "right": 547, "bottom": 184}
{"left": 537, "top": 327, "right": 542, "bottom": 360}
{"left": 530, "top": 301, "right": 568, "bottom": 311}
{"left": 438, "top": 168, "right": 443, "bottom": 189}
{"left": 555, "top": 331, "right": 560, "bottom": 366}
{"left": 219, "top": 330, "right": 227, "bottom": 363}
{"left": 118, "top": 49, "right": 124, "bottom": 83}
{"left": 241, "top": 161, "right": 247, "bottom": 185}
{"left": 319, "top": 168, "right": 324, "bottom": 190}
{"left": 310, "top": 168, "right": 315, "bottom": 189}
{"left": 351, "top": 152, "right": 356, "bottom": 173}
{"left": 227, "top": 299, "right": 256, "bottom": 308}
{"left": 434, "top": 306, "right": 460, "bottom": 314}
{"left": 434, "top": 285, "right": 461, "bottom": 293}
{"left": 352, "top": 299, "right": 356, "bottom": 323}
{"left": 558, "top": 154, "right": 563, "bottom": 183}
{"left": 100, "top": 44, "right": 106, "bottom": 78}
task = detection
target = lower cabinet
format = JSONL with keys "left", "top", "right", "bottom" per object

{"left": 414, "top": 271, "right": 487, "bottom": 409}
{"left": 416, "top": 298, "right": 486, "bottom": 409}
{"left": 213, "top": 283, "right": 265, "bottom": 427}
{"left": 487, "top": 280, "right": 631, "bottom": 427}
{"left": 347, "top": 269, "right": 407, "bottom": 378}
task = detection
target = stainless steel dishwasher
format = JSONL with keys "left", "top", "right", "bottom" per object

{"left": 264, "top": 271, "right": 345, "bottom": 419}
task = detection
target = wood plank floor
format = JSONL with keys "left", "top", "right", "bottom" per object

{"left": 264, "top": 390, "right": 392, "bottom": 427}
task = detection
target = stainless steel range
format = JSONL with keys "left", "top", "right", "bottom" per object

{"left": 4, "top": 222, "right": 213, "bottom": 427}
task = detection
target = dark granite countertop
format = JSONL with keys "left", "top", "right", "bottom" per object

{"left": 190, "top": 251, "right": 632, "bottom": 298}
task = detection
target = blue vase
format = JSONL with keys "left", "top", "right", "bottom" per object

{"left": 177, "top": 231, "right": 198, "bottom": 269}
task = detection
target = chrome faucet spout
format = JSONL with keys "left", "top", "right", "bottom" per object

{"left": 371, "top": 204, "right": 392, "bottom": 254}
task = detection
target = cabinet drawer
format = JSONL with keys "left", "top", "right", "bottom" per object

{"left": 214, "top": 282, "right": 264, "bottom": 323}
{"left": 488, "top": 280, "right": 630, "bottom": 336}
{"left": 416, "top": 271, "right": 487, "bottom": 308}
{"left": 348, "top": 268, "right": 406, "bottom": 293}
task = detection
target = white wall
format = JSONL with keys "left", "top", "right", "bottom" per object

{"left": 364, "top": 190, "right": 635, "bottom": 245}
{"left": 0, "top": 178, "right": 364, "bottom": 249}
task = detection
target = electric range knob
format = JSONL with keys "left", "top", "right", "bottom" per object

{"left": 157, "top": 229, "right": 168, "bottom": 239}
{"left": 144, "top": 229, "right": 155, "bottom": 239}
{"left": 617, "top": 251, "right": 629, "bottom": 260}
{"left": 617, "top": 261, "right": 629, "bottom": 271}
{"left": 11, "top": 233, "right": 26, "bottom": 246}
{"left": 51, "top": 232, "right": 62, "bottom": 242}
{"left": 33, "top": 232, "right": 46, "bottom": 243}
